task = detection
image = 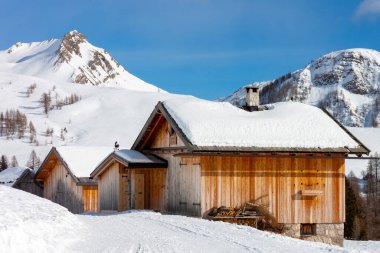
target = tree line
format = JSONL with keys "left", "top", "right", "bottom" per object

{"left": 0, "top": 150, "right": 41, "bottom": 172}
{"left": 0, "top": 109, "right": 38, "bottom": 144}
{"left": 345, "top": 153, "right": 380, "bottom": 240}
{"left": 40, "top": 91, "right": 81, "bottom": 116}
{"left": 0, "top": 109, "right": 30, "bottom": 139}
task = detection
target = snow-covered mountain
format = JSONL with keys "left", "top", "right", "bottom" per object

{"left": 0, "top": 34, "right": 378, "bottom": 177}
{"left": 0, "top": 30, "right": 162, "bottom": 92}
{"left": 0, "top": 31, "right": 181, "bottom": 166}
{"left": 220, "top": 48, "right": 380, "bottom": 127}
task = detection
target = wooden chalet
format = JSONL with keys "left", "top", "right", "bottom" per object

{"left": 35, "top": 147, "right": 112, "bottom": 214}
{"left": 90, "top": 150, "right": 167, "bottom": 212}
{"left": 130, "top": 90, "right": 370, "bottom": 246}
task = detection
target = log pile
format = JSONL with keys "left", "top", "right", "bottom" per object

{"left": 207, "top": 202, "right": 284, "bottom": 232}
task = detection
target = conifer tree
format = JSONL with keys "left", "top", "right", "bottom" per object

{"left": 0, "top": 155, "right": 8, "bottom": 171}
{"left": 26, "top": 150, "right": 40, "bottom": 170}
{"left": 10, "top": 155, "right": 18, "bottom": 167}
{"left": 40, "top": 92, "right": 51, "bottom": 115}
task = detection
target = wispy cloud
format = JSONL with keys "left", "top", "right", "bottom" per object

{"left": 355, "top": 0, "right": 380, "bottom": 19}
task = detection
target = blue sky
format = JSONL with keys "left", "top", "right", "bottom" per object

{"left": 1, "top": 0, "right": 380, "bottom": 99}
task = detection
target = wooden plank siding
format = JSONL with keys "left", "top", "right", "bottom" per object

{"left": 200, "top": 155, "right": 345, "bottom": 224}
{"left": 98, "top": 162, "right": 120, "bottom": 211}
{"left": 97, "top": 160, "right": 167, "bottom": 212}
{"left": 158, "top": 154, "right": 201, "bottom": 216}
{"left": 148, "top": 119, "right": 185, "bottom": 148}
{"left": 129, "top": 169, "right": 166, "bottom": 211}
{"left": 13, "top": 170, "right": 43, "bottom": 197}
{"left": 41, "top": 160, "right": 91, "bottom": 214}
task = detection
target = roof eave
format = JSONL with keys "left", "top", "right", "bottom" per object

{"left": 190, "top": 145, "right": 368, "bottom": 154}
{"left": 321, "top": 108, "right": 371, "bottom": 155}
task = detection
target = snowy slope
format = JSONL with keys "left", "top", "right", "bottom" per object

{"left": 0, "top": 71, "right": 186, "bottom": 166}
{"left": 0, "top": 186, "right": 79, "bottom": 253}
{"left": 220, "top": 48, "right": 380, "bottom": 127}
{"left": 0, "top": 30, "right": 162, "bottom": 92}
{"left": 3, "top": 185, "right": 378, "bottom": 253}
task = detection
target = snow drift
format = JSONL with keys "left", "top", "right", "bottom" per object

{"left": 0, "top": 186, "right": 80, "bottom": 253}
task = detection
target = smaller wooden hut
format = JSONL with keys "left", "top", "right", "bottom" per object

{"left": 35, "top": 146, "right": 112, "bottom": 214}
{"left": 90, "top": 149, "right": 167, "bottom": 212}
{"left": 0, "top": 167, "right": 43, "bottom": 196}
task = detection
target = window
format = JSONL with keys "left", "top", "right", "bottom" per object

{"left": 300, "top": 224, "right": 316, "bottom": 236}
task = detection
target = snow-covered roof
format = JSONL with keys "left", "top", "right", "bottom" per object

{"left": 0, "top": 167, "right": 30, "bottom": 186}
{"left": 114, "top": 150, "right": 160, "bottom": 163}
{"left": 91, "top": 149, "right": 167, "bottom": 177}
{"left": 55, "top": 146, "right": 113, "bottom": 178}
{"left": 161, "top": 97, "right": 365, "bottom": 150}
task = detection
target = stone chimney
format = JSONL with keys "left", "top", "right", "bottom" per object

{"left": 244, "top": 86, "right": 259, "bottom": 111}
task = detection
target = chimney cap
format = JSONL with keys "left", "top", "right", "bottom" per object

{"left": 245, "top": 84, "right": 261, "bottom": 92}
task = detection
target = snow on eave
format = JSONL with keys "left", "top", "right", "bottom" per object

{"left": 90, "top": 149, "right": 167, "bottom": 178}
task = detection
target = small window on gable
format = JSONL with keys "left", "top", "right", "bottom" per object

{"left": 168, "top": 126, "right": 177, "bottom": 146}
{"left": 300, "top": 224, "right": 316, "bottom": 236}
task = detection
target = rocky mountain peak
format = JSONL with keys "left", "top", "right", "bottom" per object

{"left": 309, "top": 48, "right": 380, "bottom": 95}
{"left": 57, "top": 30, "right": 87, "bottom": 64}
{"left": 0, "top": 31, "right": 162, "bottom": 92}
{"left": 220, "top": 48, "right": 380, "bottom": 127}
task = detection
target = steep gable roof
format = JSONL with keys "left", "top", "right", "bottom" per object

{"left": 133, "top": 98, "right": 370, "bottom": 154}
{"left": 36, "top": 146, "right": 113, "bottom": 185}
{"left": 0, "top": 167, "right": 31, "bottom": 187}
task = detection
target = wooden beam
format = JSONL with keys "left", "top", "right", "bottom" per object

{"left": 175, "top": 152, "right": 374, "bottom": 160}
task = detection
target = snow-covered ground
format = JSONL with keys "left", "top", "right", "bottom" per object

{"left": 0, "top": 186, "right": 378, "bottom": 253}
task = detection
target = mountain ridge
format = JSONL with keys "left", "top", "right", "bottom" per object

{"left": 219, "top": 48, "right": 380, "bottom": 127}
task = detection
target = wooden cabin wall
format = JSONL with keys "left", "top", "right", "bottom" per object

{"left": 83, "top": 185, "right": 98, "bottom": 212}
{"left": 98, "top": 162, "right": 120, "bottom": 211}
{"left": 118, "top": 169, "right": 130, "bottom": 211}
{"left": 148, "top": 120, "right": 185, "bottom": 148}
{"left": 14, "top": 171, "right": 43, "bottom": 197}
{"left": 129, "top": 168, "right": 166, "bottom": 211}
{"left": 42, "top": 160, "right": 85, "bottom": 214}
{"left": 159, "top": 154, "right": 201, "bottom": 216}
{"left": 200, "top": 155, "right": 345, "bottom": 224}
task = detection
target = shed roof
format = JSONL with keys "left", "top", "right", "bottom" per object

{"left": 132, "top": 97, "right": 369, "bottom": 154}
{"left": 90, "top": 149, "right": 167, "bottom": 178}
